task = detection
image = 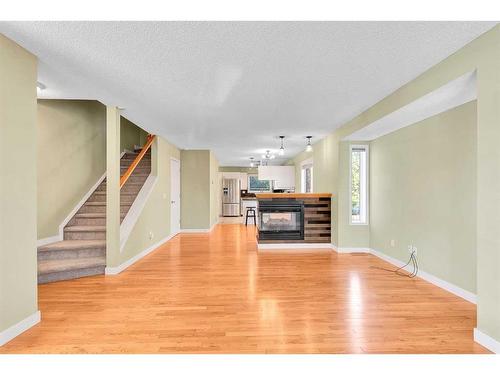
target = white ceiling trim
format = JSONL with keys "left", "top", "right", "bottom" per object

{"left": 343, "top": 71, "right": 477, "bottom": 141}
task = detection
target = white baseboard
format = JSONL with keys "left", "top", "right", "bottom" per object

{"left": 257, "top": 243, "right": 333, "bottom": 250}
{"left": 40, "top": 152, "right": 127, "bottom": 247}
{"left": 37, "top": 235, "right": 61, "bottom": 247}
{"left": 0, "top": 310, "right": 40, "bottom": 346}
{"left": 209, "top": 220, "right": 220, "bottom": 232}
{"left": 36, "top": 172, "right": 106, "bottom": 247}
{"left": 330, "top": 244, "right": 477, "bottom": 304}
{"left": 181, "top": 228, "right": 208, "bottom": 233}
{"left": 369, "top": 247, "right": 477, "bottom": 304}
{"left": 180, "top": 228, "right": 210, "bottom": 233}
{"left": 334, "top": 246, "right": 371, "bottom": 253}
{"left": 474, "top": 328, "right": 500, "bottom": 353}
{"left": 120, "top": 174, "right": 157, "bottom": 252}
{"left": 105, "top": 232, "right": 175, "bottom": 275}
{"left": 180, "top": 220, "right": 220, "bottom": 233}
{"left": 57, "top": 171, "right": 107, "bottom": 240}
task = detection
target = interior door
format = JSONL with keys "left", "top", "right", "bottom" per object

{"left": 170, "top": 158, "right": 181, "bottom": 235}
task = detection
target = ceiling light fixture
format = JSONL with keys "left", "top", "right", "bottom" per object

{"left": 278, "top": 135, "right": 285, "bottom": 156}
{"left": 306, "top": 136, "right": 313, "bottom": 152}
{"left": 262, "top": 150, "right": 276, "bottom": 160}
{"left": 249, "top": 157, "right": 254, "bottom": 167}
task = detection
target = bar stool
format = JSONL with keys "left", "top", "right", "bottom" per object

{"left": 245, "top": 207, "right": 257, "bottom": 226}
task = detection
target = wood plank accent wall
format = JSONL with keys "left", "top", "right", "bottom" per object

{"left": 257, "top": 196, "right": 331, "bottom": 244}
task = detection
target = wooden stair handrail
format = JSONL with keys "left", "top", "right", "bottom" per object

{"left": 120, "top": 134, "right": 156, "bottom": 188}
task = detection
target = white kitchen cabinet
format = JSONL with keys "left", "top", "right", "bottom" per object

{"left": 221, "top": 172, "right": 248, "bottom": 191}
{"left": 258, "top": 166, "right": 295, "bottom": 189}
{"left": 240, "top": 173, "right": 248, "bottom": 190}
{"left": 221, "top": 172, "right": 240, "bottom": 179}
{"left": 241, "top": 199, "right": 258, "bottom": 222}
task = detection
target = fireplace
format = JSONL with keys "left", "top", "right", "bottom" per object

{"left": 258, "top": 200, "right": 304, "bottom": 240}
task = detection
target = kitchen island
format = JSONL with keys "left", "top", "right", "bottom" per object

{"left": 255, "top": 193, "right": 332, "bottom": 249}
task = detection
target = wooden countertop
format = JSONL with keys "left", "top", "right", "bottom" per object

{"left": 255, "top": 193, "right": 332, "bottom": 199}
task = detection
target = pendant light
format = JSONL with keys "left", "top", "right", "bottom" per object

{"left": 278, "top": 135, "right": 285, "bottom": 156}
{"left": 263, "top": 150, "right": 276, "bottom": 160}
{"left": 249, "top": 157, "right": 254, "bottom": 167}
{"left": 305, "top": 136, "right": 313, "bottom": 152}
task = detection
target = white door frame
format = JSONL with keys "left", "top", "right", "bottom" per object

{"left": 170, "top": 157, "right": 181, "bottom": 236}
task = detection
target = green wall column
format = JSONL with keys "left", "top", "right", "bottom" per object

{"left": 0, "top": 34, "right": 39, "bottom": 342}
{"left": 106, "top": 106, "right": 121, "bottom": 268}
{"left": 180, "top": 150, "right": 211, "bottom": 230}
{"left": 476, "top": 31, "right": 500, "bottom": 344}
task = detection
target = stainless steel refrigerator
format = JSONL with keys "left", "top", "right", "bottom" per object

{"left": 222, "top": 178, "right": 241, "bottom": 216}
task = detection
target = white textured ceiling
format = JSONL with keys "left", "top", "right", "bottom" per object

{"left": 0, "top": 21, "right": 496, "bottom": 166}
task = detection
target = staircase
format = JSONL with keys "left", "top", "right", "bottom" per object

{"left": 37, "top": 150, "right": 151, "bottom": 284}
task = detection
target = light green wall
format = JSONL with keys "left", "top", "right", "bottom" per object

{"left": 37, "top": 100, "right": 106, "bottom": 239}
{"left": 180, "top": 150, "right": 211, "bottom": 229}
{"left": 285, "top": 25, "right": 500, "bottom": 342}
{"left": 105, "top": 106, "right": 121, "bottom": 268}
{"left": 37, "top": 102, "right": 145, "bottom": 241}
{"left": 371, "top": 101, "right": 477, "bottom": 293}
{"left": 287, "top": 135, "right": 341, "bottom": 244}
{"left": 138, "top": 129, "right": 149, "bottom": 146}
{"left": 120, "top": 116, "right": 143, "bottom": 153}
{"left": 287, "top": 139, "right": 370, "bottom": 248}
{"left": 210, "top": 152, "right": 220, "bottom": 227}
{"left": 475, "top": 30, "right": 500, "bottom": 343}
{"left": 0, "top": 34, "right": 38, "bottom": 333}
{"left": 118, "top": 136, "right": 180, "bottom": 265}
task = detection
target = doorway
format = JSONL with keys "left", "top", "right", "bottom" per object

{"left": 170, "top": 158, "right": 181, "bottom": 236}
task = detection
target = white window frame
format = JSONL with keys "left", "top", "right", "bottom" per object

{"left": 300, "top": 158, "right": 314, "bottom": 193}
{"left": 349, "top": 144, "right": 369, "bottom": 225}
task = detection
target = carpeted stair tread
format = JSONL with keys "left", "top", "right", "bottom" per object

{"left": 38, "top": 239, "right": 105, "bottom": 252}
{"left": 100, "top": 181, "right": 146, "bottom": 185}
{"left": 93, "top": 191, "right": 140, "bottom": 196}
{"left": 38, "top": 256, "right": 106, "bottom": 275}
{"left": 84, "top": 201, "right": 131, "bottom": 206}
{"left": 64, "top": 225, "right": 106, "bottom": 232}
{"left": 74, "top": 213, "right": 126, "bottom": 218}
{"left": 37, "top": 147, "right": 151, "bottom": 283}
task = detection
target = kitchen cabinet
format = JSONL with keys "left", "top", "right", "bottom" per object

{"left": 241, "top": 198, "right": 258, "bottom": 219}
{"left": 221, "top": 172, "right": 248, "bottom": 191}
{"left": 258, "top": 166, "right": 295, "bottom": 190}
{"left": 240, "top": 173, "right": 248, "bottom": 190}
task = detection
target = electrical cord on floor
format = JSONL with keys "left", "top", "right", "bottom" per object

{"left": 371, "top": 249, "right": 419, "bottom": 278}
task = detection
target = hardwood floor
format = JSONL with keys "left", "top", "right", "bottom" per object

{"left": 0, "top": 224, "right": 489, "bottom": 353}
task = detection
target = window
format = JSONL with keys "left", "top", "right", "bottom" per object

{"left": 350, "top": 145, "right": 368, "bottom": 224}
{"left": 301, "top": 159, "right": 313, "bottom": 193}
{"left": 248, "top": 174, "right": 271, "bottom": 192}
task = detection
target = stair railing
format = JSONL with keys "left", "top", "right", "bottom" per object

{"left": 120, "top": 134, "right": 156, "bottom": 188}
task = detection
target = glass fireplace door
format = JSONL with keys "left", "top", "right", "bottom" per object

{"left": 258, "top": 200, "right": 304, "bottom": 240}
{"left": 260, "top": 211, "right": 301, "bottom": 232}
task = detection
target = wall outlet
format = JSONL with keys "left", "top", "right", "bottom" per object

{"left": 390, "top": 239, "right": 395, "bottom": 247}
{"left": 412, "top": 246, "right": 417, "bottom": 256}
{"left": 149, "top": 231, "right": 154, "bottom": 240}
{"left": 408, "top": 245, "right": 413, "bottom": 253}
